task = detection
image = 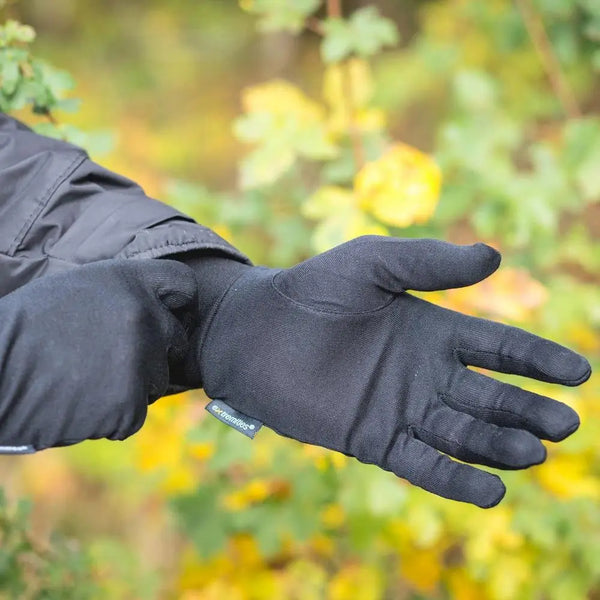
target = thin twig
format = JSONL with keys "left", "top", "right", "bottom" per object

{"left": 42, "top": 108, "right": 58, "bottom": 125}
{"left": 324, "top": 0, "right": 365, "bottom": 169}
{"left": 306, "top": 16, "right": 323, "bottom": 35}
{"left": 516, "top": 0, "right": 581, "bottom": 118}
{"left": 341, "top": 70, "right": 366, "bottom": 169}
{"left": 327, "top": 0, "right": 342, "bottom": 18}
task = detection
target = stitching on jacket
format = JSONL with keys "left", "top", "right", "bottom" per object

{"left": 8, "top": 152, "right": 87, "bottom": 256}
{"left": 126, "top": 240, "right": 213, "bottom": 257}
{"left": 125, "top": 239, "right": 247, "bottom": 259}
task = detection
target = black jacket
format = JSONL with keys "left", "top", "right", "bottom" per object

{"left": 0, "top": 113, "right": 248, "bottom": 298}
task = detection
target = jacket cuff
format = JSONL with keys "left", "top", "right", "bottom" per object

{"left": 119, "top": 219, "right": 251, "bottom": 265}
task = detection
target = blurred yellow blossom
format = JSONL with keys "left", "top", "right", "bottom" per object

{"left": 565, "top": 323, "right": 600, "bottom": 354}
{"left": 445, "top": 568, "right": 487, "bottom": 600}
{"left": 320, "top": 503, "right": 346, "bottom": 528}
{"left": 355, "top": 143, "right": 441, "bottom": 227}
{"left": 223, "top": 479, "right": 271, "bottom": 511}
{"left": 400, "top": 546, "right": 443, "bottom": 593}
{"left": 488, "top": 554, "right": 531, "bottom": 600}
{"left": 324, "top": 59, "right": 385, "bottom": 134}
{"left": 134, "top": 393, "right": 199, "bottom": 494}
{"left": 302, "top": 444, "right": 348, "bottom": 470}
{"left": 465, "top": 507, "right": 523, "bottom": 563}
{"left": 242, "top": 80, "right": 324, "bottom": 121}
{"left": 328, "top": 564, "right": 384, "bottom": 600}
{"left": 310, "top": 533, "right": 335, "bottom": 557}
{"left": 535, "top": 453, "right": 600, "bottom": 500}
{"left": 439, "top": 267, "right": 548, "bottom": 322}
{"left": 188, "top": 442, "right": 215, "bottom": 462}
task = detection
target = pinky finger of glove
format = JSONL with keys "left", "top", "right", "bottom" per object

{"left": 385, "top": 434, "right": 506, "bottom": 508}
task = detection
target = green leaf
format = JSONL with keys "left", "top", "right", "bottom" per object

{"left": 239, "top": 144, "right": 296, "bottom": 189}
{"left": 321, "top": 7, "right": 399, "bottom": 63}
{"left": 563, "top": 117, "right": 600, "bottom": 201}
{"left": 349, "top": 6, "right": 400, "bottom": 57}
{"left": 241, "top": 0, "right": 321, "bottom": 33}
{"left": 452, "top": 69, "right": 497, "bottom": 111}
{"left": 0, "top": 20, "right": 35, "bottom": 47}
{"left": 321, "top": 18, "right": 354, "bottom": 63}
{"left": 171, "top": 486, "right": 228, "bottom": 558}
{"left": 54, "top": 97, "right": 81, "bottom": 113}
{"left": 207, "top": 426, "right": 254, "bottom": 471}
{"left": 0, "top": 56, "right": 19, "bottom": 94}
{"left": 37, "top": 61, "right": 75, "bottom": 97}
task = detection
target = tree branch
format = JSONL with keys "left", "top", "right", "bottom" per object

{"left": 324, "top": 0, "right": 365, "bottom": 169}
{"left": 327, "top": 0, "right": 342, "bottom": 19}
{"left": 516, "top": 0, "right": 581, "bottom": 118}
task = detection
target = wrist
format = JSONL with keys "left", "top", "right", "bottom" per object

{"left": 168, "top": 251, "right": 252, "bottom": 387}
{"left": 178, "top": 252, "right": 251, "bottom": 321}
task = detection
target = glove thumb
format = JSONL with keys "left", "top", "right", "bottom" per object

{"left": 364, "top": 236, "right": 502, "bottom": 292}
{"left": 275, "top": 236, "right": 501, "bottom": 313}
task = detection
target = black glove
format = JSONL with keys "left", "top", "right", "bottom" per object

{"left": 183, "top": 236, "right": 591, "bottom": 508}
{"left": 0, "top": 259, "right": 197, "bottom": 452}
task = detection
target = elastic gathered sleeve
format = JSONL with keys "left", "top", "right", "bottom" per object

{"left": 0, "top": 113, "right": 249, "bottom": 298}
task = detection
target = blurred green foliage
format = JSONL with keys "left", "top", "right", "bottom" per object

{"left": 1, "top": 0, "right": 599, "bottom": 598}
{"left": 0, "top": 489, "right": 97, "bottom": 599}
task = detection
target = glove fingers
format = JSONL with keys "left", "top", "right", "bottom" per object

{"left": 446, "top": 368, "right": 580, "bottom": 441}
{"left": 128, "top": 259, "right": 198, "bottom": 313}
{"left": 385, "top": 434, "right": 506, "bottom": 508}
{"left": 455, "top": 315, "right": 591, "bottom": 386}
{"left": 411, "top": 402, "right": 546, "bottom": 469}
{"left": 126, "top": 259, "right": 198, "bottom": 361}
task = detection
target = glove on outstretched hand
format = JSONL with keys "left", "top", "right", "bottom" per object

{"left": 185, "top": 236, "right": 591, "bottom": 508}
{"left": 0, "top": 259, "right": 197, "bottom": 452}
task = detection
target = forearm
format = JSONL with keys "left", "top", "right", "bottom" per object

{"left": 0, "top": 113, "right": 249, "bottom": 297}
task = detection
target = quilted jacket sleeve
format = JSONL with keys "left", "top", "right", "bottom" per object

{"left": 0, "top": 113, "right": 249, "bottom": 298}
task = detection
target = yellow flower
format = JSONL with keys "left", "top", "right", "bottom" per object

{"left": 302, "top": 444, "right": 348, "bottom": 470}
{"left": 242, "top": 79, "right": 324, "bottom": 122}
{"left": 188, "top": 442, "right": 215, "bottom": 462}
{"left": 245, "top": 479, "right": 270, "bottom": 503}
{"left": 223, "top": 490, "right": 248, "bottom": 512}
{"left": 439, "top": 267, "right": 548, "bottom": 323}
{"left": 535, "top": 453, "right": 600, "bottom": 500}
{"left": 320, "top": 503, "right": 346, "bottom": 528}
{"left": 222, "top": 479, "right": 271, "bottom": 511}
{"left": 399, "top": 547, "right": 443, "bottom": 594}
{"left": 465, "top": 507, "right": 523, "bottom": 563}
{"left": 355, "top": 143, "right": 441, "bottom": 227}
{"left": 310, "top": 533, "right": 335, "bottom": 557}
{"left": 323, "top": 59, "right": 385, "bottom": 135}
{"left": 565, "top": 323, "right": 600, "bottom": 353}
{"left": 445, "top": 568, "right": 488, "bottom": 600}
{"left": 328, "top": 564, "right": 384, "bottom": 600}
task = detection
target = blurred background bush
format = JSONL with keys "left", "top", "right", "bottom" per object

{"left": 0, "top": 0, "right": 599, "bottom": 598}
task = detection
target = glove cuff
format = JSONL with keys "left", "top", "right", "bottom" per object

{"left": 169, "top": 251, "right": 252, "bottom": 388}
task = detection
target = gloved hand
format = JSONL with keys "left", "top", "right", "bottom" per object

{"left": 184, "top": 236, "right": 591, "bottom": 508}
{"left": 0, "top": 259, "right": 197, "bottom": 452}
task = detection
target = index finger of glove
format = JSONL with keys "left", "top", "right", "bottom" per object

{"left": 454, "top": 315, "right": 591, "bottom": 386}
